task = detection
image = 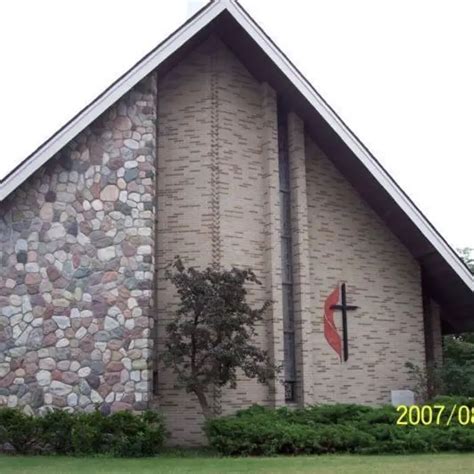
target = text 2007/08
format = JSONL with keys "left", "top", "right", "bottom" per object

{"left": 396, "top": 404, "right": 474, "bottom": 426}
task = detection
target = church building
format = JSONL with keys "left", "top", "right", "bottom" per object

{"left": 0, "top": 0, "right": 473, "bottom": 445}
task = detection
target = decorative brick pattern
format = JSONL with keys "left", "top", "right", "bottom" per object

{"left": 210, "top": 41, "right": 223, "bottom": 417}
{"left": 0, "top": 74, "right": 157, "bottom": 414}
{"left": 210, "top": 41, "right": 222, "bottom": 271}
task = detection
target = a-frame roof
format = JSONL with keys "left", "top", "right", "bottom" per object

{"left": 1, "top": 0, "right": 472, "bottom": 329}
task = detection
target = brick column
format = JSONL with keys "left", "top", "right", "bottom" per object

{"left": 287, "top": 112, "right": 313, "bottom": 405}
{"left": 261, "top": 83, "right": 285, "bottom": 407}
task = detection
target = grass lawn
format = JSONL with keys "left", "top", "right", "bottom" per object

{"left": 0, "top": 453, "right": 473, "bottom": 474}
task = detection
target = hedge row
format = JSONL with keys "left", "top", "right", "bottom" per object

{"left": 205, "top": 397, "right": 474, "bottom": 455}
{"left": 0, "top": 408, "right": 165, "bottom": 457}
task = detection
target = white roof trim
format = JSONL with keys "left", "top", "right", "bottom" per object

{"left": 1, "top": 0, "right": 472, "bottom": 293}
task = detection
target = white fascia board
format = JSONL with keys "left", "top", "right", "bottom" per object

{"left": 224, "top": 1, "right": 473, "bottom": 292}
{"left": 0, "top": 0, "right": 226, "bottom": 202}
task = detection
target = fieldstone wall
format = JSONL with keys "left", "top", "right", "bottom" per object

{"left": 0, "top": 73, "right": 157, "bottom": 414}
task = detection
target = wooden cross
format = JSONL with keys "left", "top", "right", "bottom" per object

{"left": 330, "top": 283, "right": 359, "bottom": 361}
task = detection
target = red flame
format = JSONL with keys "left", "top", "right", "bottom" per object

{"left": 324, "top": 286, "right": 342, "bottom": 361}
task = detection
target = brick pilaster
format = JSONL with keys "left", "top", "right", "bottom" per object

{"left": 261, "top": 82, "right": 285, "bottom": 407}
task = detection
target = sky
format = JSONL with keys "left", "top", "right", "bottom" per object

{"left": 0, "top": 0, "right": 472, "bottom": 249}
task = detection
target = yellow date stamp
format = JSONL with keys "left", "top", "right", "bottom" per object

{"left": 396, "top": 404, "right": 474, "bottom": 426}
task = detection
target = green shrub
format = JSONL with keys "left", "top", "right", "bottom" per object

{"left": 430, "top": 395, "right": 474, "bottom": 409}
{"left": 105, "top": 411, "right": 166, "bottom": 457}
{"left": 40, "top": 409, "right": 76, "bottom": 454}
{"left": 289, "top": 404, "right": 373, "bottom": 426}
{"left": 0, "top": 407, "right": 165, "bottom": 457}
{"left": 206, "top": 403, "right": 474, "bottom": 456}
{"left": 447, "top": 427, "right": 474, "bottom": 451}
{"left": 441, "top": 334, "right": 474, "bottom": 397}
{"left": 205, "top": 414, "right": 374, "bottom": 456}
{"left": 205, "top": 415, "right": 283, "bottom": 455}
{"left": 71, "top": 411, "right": 106, "bottom": 455}
{"left": 0, "top": 408, "right": 41, "bottom": 454}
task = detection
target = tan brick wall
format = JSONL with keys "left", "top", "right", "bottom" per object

{"left": 155, "top": 33, "right": 428, "bottom": 444}
{"left": 155, "top": 37, "right": 215, "bottom": 445}
{"left": 155, "top": 36, "right": 277, "bottom": 445}
{"left": 213, "top": 38, "right": 274, "bottom": 416}
{"left": 305, "top": 136, "right": 425, "bottom": 404}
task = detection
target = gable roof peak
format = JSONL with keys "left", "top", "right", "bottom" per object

{"left": 215, "top": 0, "right": 237, "bottom": 6}
{"left": 0, "top": 0, "right": 472, "bottom": 319}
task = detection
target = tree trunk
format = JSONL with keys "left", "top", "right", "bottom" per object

{"left": 194, "top": 389, "right": 213, "bottom": 420}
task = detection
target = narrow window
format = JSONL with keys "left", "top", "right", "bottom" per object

{"left": 278, "top": 104, "right": 297, "bottom": 402}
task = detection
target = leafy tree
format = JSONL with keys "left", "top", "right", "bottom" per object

{"left": 457, "top": 247, "right": 474, "bottom": 272}
{"left": 438, "top": 247, "right": 474, "bottom": 396}
{"left": 161, "top": 257, "right": 279, "bottom": 419}
{"left": 407, "top": 248, "right": 474, "bottom": 398}
{"left": 440, "top": 336, "right": 474, "bottom": 396}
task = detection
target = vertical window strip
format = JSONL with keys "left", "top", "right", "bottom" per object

{"left": 278, "top": 106, "right": 297, "bottom": 402}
